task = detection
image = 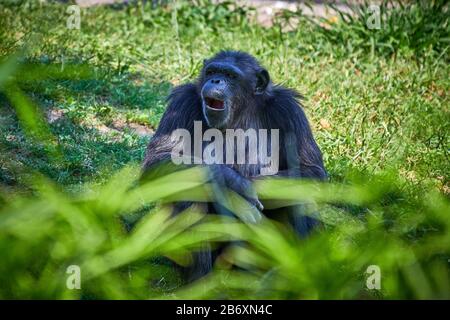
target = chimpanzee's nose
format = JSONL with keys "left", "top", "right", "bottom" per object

{"left": 210, "top": 78, "right": 223, "bottom": 84}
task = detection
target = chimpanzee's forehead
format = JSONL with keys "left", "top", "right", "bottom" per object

{"left": 206, "top": 51, "right": 262, "bottom": 74}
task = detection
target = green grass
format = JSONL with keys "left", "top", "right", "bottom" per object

{"left": 0, "top": 0, "right": 449, "bottom": 299}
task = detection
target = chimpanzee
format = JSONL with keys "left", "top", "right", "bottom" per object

{"left": 143, "top": 51, "right": 326, "bottom": 280}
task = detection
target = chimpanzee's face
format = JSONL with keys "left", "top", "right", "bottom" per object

{"left": 199, "top": 59, "right": 269, "bottom": 129}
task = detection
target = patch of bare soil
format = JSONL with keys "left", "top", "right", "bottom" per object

{"left": 46, "top": 108, "right": 154, "bottom": 140}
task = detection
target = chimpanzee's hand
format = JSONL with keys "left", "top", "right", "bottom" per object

{"left": 208, "top": 165, "right": 264, "bottom": 219}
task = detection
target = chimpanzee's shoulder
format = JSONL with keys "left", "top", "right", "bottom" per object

{"left": 168, "top": 83, "right": 200, "bottom": 103}
{"left": 265, "top": 85, "right": 305, "bottom": 113}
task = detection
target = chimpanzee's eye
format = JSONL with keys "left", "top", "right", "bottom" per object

{"left": 205, "top": 69, "right": 214, "bottom": 76}
{"left": 226, "top": 71, "right": 236, "bottom": 79}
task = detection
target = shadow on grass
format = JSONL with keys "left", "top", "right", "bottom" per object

{"left": 0, "top": 62, "right": 174, "bottom": 189}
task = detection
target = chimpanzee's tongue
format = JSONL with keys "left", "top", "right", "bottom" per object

{"left": 205, "top": 97, "right": 225, "bottom": 110}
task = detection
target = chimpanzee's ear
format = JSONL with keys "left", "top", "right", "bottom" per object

{"left": 255, "top": 68, "right": 270, "bottom": 95}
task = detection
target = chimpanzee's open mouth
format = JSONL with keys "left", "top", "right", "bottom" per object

{"left": 204, "top": 97, "right": 225, "bottom": 110}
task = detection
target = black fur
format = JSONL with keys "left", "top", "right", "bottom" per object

{"left": 143, "top": 51, "right": 326, "bottom": 280}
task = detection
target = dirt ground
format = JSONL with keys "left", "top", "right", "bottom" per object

{"left": 75, "top": 0, "right": 355, "bottom": 25}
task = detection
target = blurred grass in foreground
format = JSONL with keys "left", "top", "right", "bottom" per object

{"left": 0, "top": 164, "right": 449, "bottom": 299}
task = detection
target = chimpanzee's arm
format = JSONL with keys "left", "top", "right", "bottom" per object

{"left": 261, "top": 86, "right": 327, "bottom": 180}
